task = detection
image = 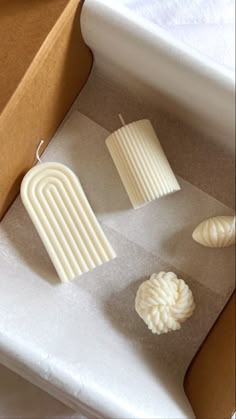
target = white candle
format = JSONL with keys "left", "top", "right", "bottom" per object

{"left": 192, "top": 215, "right": 236, "bottom": 248}
{"left": 21, "top": 162, "right": 116, "bottom": 282}
{"left": 106, "top": 119, "right": 180, "bottom": 208}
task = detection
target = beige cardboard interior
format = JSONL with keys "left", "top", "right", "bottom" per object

{"left": 0, "top": 0, "right": 92, "bottom": 218}
{"left": 185, "top": 292, "right": 235, "bottom": 419}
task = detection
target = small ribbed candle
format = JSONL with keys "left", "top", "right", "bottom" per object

{"left": 106, "top": 119, "right": 180, "bottom": 208}
{"left": 21, "top": 162, "right": 116, "bottom": 282}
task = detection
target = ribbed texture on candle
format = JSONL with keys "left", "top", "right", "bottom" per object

{"left": 21, "top": 163, "right": 116, "bottom": 282}
{"left": 106, "top": 119, "right": 180, "bottom": 208}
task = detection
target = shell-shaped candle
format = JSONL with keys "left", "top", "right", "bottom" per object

{"left": 192, "top": 216, "right": 235, "bottom": 248}
{"left": 135, "top": 272, "right": 195, "bottom": 335}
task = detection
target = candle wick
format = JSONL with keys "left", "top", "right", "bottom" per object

{"left": 118, "top": 113, "right": 126, "bottom": 127}
{"left": 36, "top": 139, "right": 44, "bottom": 164}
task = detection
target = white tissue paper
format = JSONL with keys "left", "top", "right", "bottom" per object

{"left": 0, "top": 111, "right": 234, "bottom": 418}
{"left": 81, "top": 0, "right": 235, "bottom": 145}
{"left": 119, "top": 0, "right": 235, "bottom": 71}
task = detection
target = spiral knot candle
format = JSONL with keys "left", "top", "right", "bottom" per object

{"left": 135, "top": 272, "right": 195, "bottom": 334}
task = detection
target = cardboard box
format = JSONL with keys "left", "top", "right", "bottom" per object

{"left": 0, "top": 0, "right": 92, "bottom": 219}
{"left": 184, "top": 292, "right": 235, "bottom": 419}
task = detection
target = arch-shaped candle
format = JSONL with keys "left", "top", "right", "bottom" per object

{"left": 21, "top": 162, "right": 116, "bottom": 282}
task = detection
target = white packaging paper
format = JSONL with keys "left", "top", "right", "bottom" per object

{"left": 0, "top": 111, "right": 234, "bottom": 418}
{"left": 81, "top": 0, "right": 235, "bottom": 145}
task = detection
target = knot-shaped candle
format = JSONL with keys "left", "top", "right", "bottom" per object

{"left": 135, "top": 272, "right": 195, "bottom": 334}
{"left": 106, "top": 117, "right": 180, "bottom": 208}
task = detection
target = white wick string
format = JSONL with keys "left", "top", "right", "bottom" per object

{"left": 36, "top": 139, "right": 44, "bottom": 163}
{"left": 118, "top": 113, "right": 126, "bottom": 127}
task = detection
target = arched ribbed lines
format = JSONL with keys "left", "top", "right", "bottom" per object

{"left": 106, "top": 120, "right": 180, "bottom": 208}
{"left": 47, "top": 187, "right": 95, "bottom": 267}
{"left": 21, "top": 163, "right": 116, "bottom": 282}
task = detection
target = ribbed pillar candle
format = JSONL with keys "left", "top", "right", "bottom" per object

{"left": 106, "top": 119, "right": 180, "bottom": 208}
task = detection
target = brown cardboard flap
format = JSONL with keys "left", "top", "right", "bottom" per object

{"left": 0, "top": 0, "right": 70, "bottom": 113}
{"left": 0, "top": 0, "right": 92, "bottom": 219}
{"left": 184, "top": 292, "right": 235, "bottom": 419}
